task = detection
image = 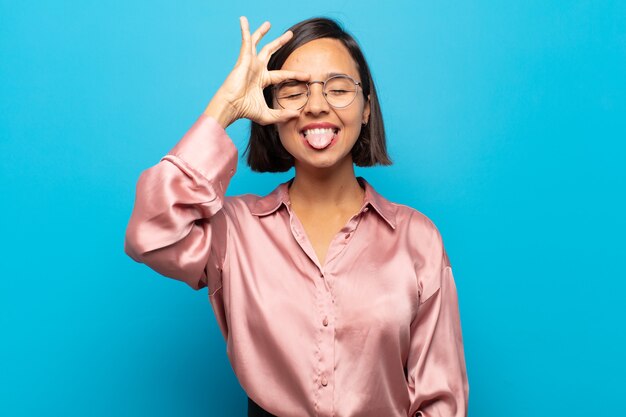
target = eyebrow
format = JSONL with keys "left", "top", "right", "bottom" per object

{"left": 324, "top": 72, "right": 348, "bottom": 78}
{"left": 278, "top": 72, "right": 352, "bottom": 86}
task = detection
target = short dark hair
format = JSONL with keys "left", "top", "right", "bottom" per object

{"left": 244, "top": 17, "right": 392, "bottom": 172}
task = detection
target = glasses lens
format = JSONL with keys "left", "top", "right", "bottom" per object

{"left": 275, "top": 80, "right": 308, "bottom": 110}
{"left": 324, "top": 76, "right": 358, "bottom": 108}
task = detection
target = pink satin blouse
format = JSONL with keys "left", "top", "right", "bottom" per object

{"left": 124, "top": 114, "right": 469, "bottom": 417}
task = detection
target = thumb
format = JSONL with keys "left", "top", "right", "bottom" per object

{"left": 268, "top": 108, "right": 300, "bottom": 124}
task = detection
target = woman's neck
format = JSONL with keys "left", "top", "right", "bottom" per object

{"left": 288, "top": 159, "right": 365, "bottom": 211}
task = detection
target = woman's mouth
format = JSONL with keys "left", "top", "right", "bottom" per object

{"left": 300, "top": 128, "right": 339, "bottom": 150}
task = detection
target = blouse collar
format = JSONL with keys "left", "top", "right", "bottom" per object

{"left": 250, "top": 176, "right": 397, "bottom": 230}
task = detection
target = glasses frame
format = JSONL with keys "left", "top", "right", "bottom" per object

{"left": 273, "top": 74, "right": 362, "bottom": 110}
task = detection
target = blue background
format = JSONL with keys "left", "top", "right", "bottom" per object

{"left": 2, "top": 1, "right": 625, "bottom": 416}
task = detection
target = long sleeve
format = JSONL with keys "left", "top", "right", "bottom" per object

{"left": 124, "top": 114, "right": 238, "bottom": 291}
{"left": 407, "top": 245, "right": 469, "bottom": 417}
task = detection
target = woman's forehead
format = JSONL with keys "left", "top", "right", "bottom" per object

{"left": 281, "top": 38, "right": 359, "bottom": 77}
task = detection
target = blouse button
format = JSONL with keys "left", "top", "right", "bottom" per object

{"left": 363, "top": 207, "right": 369, "bottom": 212}
{"left": 321, "top": 377, "right": 328, "bottom": 387}
{"left": 323, "top": 317, "right": 329, "bottom": 326}
{"left": 344, "top": 233, "right": 351, "bottom": 239}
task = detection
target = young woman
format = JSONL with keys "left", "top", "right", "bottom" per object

{"left": 125, "top": 16, "right": 469, "bottom": 417}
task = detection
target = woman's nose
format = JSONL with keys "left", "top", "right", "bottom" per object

{"left": 304, "top": 83, "right": 330, "bottom": 115}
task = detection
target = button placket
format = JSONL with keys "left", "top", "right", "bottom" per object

{"left": 314, "top": 277, "right": 334, "bottom": 415}
{"left": 315, "top": 269, "right": 334, "bottom": 406}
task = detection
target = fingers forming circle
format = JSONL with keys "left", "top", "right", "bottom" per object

{"left": 267, "top": 70, "right": 311, "bottom": 87}
{"left": 261, "top": 108, "right": 299, "bottom": 125}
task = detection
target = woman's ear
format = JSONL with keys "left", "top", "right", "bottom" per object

{"left": 363, "top": 94, "right": 371, "bottom": 124}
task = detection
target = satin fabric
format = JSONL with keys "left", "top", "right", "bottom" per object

{"left": 125, "top": 114, "right": 469, "bottom": 417}
{"left": 249, "top": 396, "right": 277, "bottom": 416}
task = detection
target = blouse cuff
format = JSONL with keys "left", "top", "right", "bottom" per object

{"left": 161, "top": 114, "right": 238, "bottom": 189}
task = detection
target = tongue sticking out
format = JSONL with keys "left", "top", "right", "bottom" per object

{"left": 305, "top": 130, "right": 335, "bottom": 150}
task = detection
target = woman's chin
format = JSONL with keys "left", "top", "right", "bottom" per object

{"left": 295, "top": 150, "right": 354, "bottom": 172}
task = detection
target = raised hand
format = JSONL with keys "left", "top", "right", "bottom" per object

{"left": 204, "top": 16, "right": 310, "bottom": 128}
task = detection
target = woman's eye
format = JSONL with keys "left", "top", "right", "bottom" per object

{"left": 284, "top": 93, "right": 305, "bottom": 99}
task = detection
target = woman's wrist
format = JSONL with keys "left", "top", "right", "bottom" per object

{"left": 203, "top": 94, "right": 239, "bottom": 129}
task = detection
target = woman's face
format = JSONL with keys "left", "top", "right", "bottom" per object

{"left": 273, "top": 38, "right": 370, "bottom": 171}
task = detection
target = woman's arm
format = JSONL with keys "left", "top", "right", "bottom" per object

{"left": 123, "top": 16, "right": 310, "bottom": 289}
{"left": 407, "top": 233, "right": 469, "bottom": 417}
{"left": 124, "top": 113, "right": 237, "bottom": 290}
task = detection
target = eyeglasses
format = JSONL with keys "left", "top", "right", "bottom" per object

{"left": 273, "top": 74, "right": 362, "bottom": 110}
